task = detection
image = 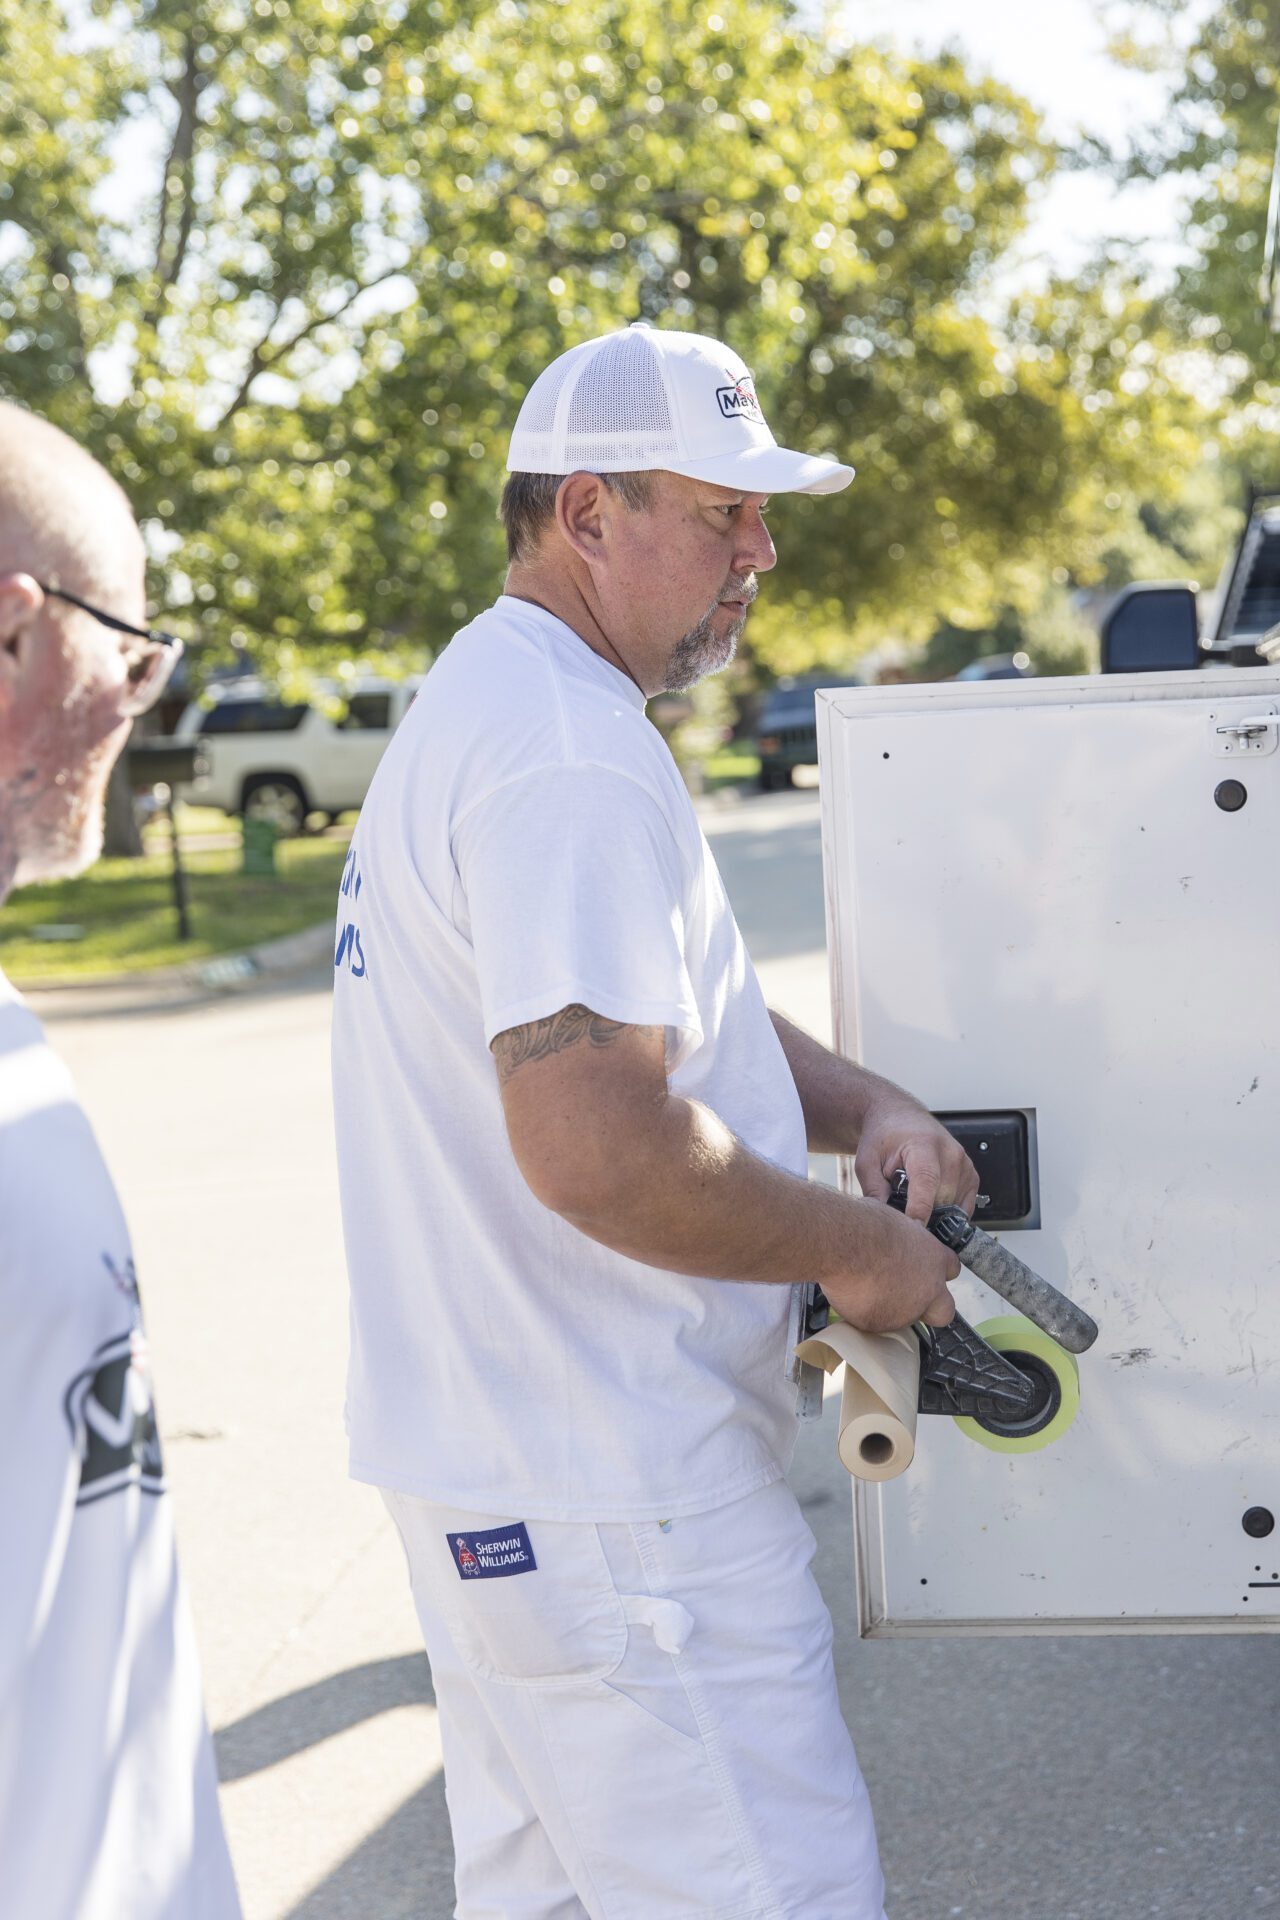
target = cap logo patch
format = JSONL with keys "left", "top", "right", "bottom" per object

{"left": 716, "top": 373, "right": 764, "bottom": 424}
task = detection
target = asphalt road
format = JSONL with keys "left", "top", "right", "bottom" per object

{"left": 36, "top": 788, "right": 1280, "bottom": 1920}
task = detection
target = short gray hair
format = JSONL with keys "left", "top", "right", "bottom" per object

{"left": 499, "top": 470, "right": 656, "bottom": 564}
{"left": 0, "top": 401, "right": 142, "bottom": 606}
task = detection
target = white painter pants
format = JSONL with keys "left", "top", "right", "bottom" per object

{"left": 382, "top": 1477, "right": 889, "bottom": 1920}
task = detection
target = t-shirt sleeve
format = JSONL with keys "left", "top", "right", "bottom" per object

{"left": 452, "top": 764, "right": 703, "bottom": 1068}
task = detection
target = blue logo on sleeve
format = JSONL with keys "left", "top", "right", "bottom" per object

{"left": 335, "top": 847, "right": 368, "bottom": 979}
{"left": 334, "top": 921, "right": 367, "bottom": 977}
{"left": 447, "top": 1522, "right": 538, "bottom": 1580}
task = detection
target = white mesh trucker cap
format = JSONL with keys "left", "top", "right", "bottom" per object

{"left": 506, "top": 325, "right": 854, "bottom": 496}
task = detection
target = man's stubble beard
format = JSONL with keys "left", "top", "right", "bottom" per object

{"left": 5, "top": 702, "right": 128, "bottom": 890}
{"left": 10, "top": 757, "right": 109, "bottom": 888}
{"left": 13, "top": 806, "right": 106, "bottom": 888}
{"left": 662, "top": 577, "right": 757, "bottom": 694}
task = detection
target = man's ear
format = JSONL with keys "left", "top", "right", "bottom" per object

{"left": 553, "top": 472, "right": 611, "bottom": 569}
{"left": 0, "top": 573, "right": 44, "bottom": 678}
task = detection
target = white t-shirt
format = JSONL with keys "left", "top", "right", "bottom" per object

{"left": 0, "top": 974, "right": 241, "bottom": 1920}
{"left": 331, "top": 596, "right": 810, "bottom": 1521}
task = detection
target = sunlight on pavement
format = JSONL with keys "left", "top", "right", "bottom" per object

{"left": 223, "top": 1704, "right": 444, "bottom": 1920}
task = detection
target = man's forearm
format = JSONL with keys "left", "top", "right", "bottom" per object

{"left": 770, "top": 1009, "right": 923, "bottom": 1154}
{"left": 558, "top": 1088, "right": 864, "bottom": 1288}
{"left": 552, "top": 1086, "right": 958, "bottom": 1332}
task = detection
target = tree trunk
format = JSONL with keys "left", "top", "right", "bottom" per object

{"left": 102, "top": 752, "right": 144, "bottom": 858}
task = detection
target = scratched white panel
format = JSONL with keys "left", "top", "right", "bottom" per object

{"left": 819, "top": 670, "right": 1280, "bottom": 1633}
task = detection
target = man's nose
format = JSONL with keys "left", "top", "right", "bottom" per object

{"left": 735, "top": 507, "right": 776, "bottom": 575}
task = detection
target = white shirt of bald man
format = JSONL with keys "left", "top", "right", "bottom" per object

{"left": 0, "top": 972, "right": 241, "bottom": 1920}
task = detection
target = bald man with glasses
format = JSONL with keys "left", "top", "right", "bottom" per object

{"left": 0, "top": 402, "right": 241, "bottom": 1919}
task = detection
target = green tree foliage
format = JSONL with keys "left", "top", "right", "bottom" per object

{"left": 1111, "top": 1, "right": 1279, "bottom": 428}
{"left": 918, "top": 590, "right": 1098, "bottom": 683}
{"left": 911, "top": 259, "right": 1237, "bottom": 683}
{"left": 0, "top": 0, "right": 1222, "bottom": 684}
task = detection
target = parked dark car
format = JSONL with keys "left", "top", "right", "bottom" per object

{"left": 752, "top": 674, "right": 864, "bottom": 790}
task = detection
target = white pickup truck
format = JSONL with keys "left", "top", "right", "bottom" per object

{"left": 174, "top": 674, "right": 423, "bottom": 833}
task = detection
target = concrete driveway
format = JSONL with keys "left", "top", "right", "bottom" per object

{"left": 35, "top": 789, "right": 1280, "bottom": 1919}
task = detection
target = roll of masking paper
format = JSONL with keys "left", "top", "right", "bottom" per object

{"left": 795, "top": 1321, "right": 921, "bottom": 1482}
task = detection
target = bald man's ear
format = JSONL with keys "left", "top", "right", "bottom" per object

{"left": 0, "top": 573, "right": 43, "bottom": 676}
{"left": 553, "top": 472, "right": 612, "bottom": 569}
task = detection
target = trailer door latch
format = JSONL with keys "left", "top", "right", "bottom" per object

{"left": 1211, "top": 708, "right": 1279, "bottom": 757}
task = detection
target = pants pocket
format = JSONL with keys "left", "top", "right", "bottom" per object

{"left": 440, "top": 1518, "right": 628, "bottom": 1687}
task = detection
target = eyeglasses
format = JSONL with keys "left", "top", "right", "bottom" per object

{"left": 36, "top": 581, "right": 185, "bottom": 718}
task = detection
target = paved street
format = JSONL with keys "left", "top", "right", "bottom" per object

{"left": 36, "top": 788, "right": 1280, "bottom": 1920}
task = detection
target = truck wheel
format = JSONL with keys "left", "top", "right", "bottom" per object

{"left": 241, "top": 775, "right": 308, "bottom": 838}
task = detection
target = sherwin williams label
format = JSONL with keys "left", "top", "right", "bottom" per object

{"left": 447, "top": 1522, "right": 538, "bottom": 1579}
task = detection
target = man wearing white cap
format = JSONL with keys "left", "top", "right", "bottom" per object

{"left": 331, "top": 326, "right": 976, "bottom": 1918}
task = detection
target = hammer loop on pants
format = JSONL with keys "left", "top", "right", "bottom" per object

{"left": 382, "top": 1477, "right": 889, "bottom": 1920}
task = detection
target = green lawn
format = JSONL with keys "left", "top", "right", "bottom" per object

{"left": 701, "top": 747, "right": 760, "bottom": 790}
{"left": 1, "top": 832, "right": 350, "bottom": 984}
{"left": 153, "top": 803, "right": 246, "bottom": 840}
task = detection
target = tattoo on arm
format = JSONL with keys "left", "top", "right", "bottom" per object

{"left": 491, "top": 1004, "right": 630, "bottom": 1085}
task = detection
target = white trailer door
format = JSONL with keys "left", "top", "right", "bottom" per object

{"left": 818, "top": 668, "right": 1280, "bottom": 1634}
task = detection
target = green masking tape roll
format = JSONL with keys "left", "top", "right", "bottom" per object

{"left": 953, "top": 1315, "right": 1081, "bottom": 1455}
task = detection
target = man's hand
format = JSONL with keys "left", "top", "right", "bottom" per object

{"left": 853, "top": 1096, "right": 979, "bottom": 1226}
{"left": 822, "top": 1201, "right": 959, "bottom": 1332}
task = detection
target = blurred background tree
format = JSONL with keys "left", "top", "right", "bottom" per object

{"left": 1104, "top": 0, "right": 1278, "bottom": 528}
{"left": 1109, "top": 0, "right": 1278, "bottom": 386}
{"left": 0, "top": 0, "right": 1239, "bottom": 709}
